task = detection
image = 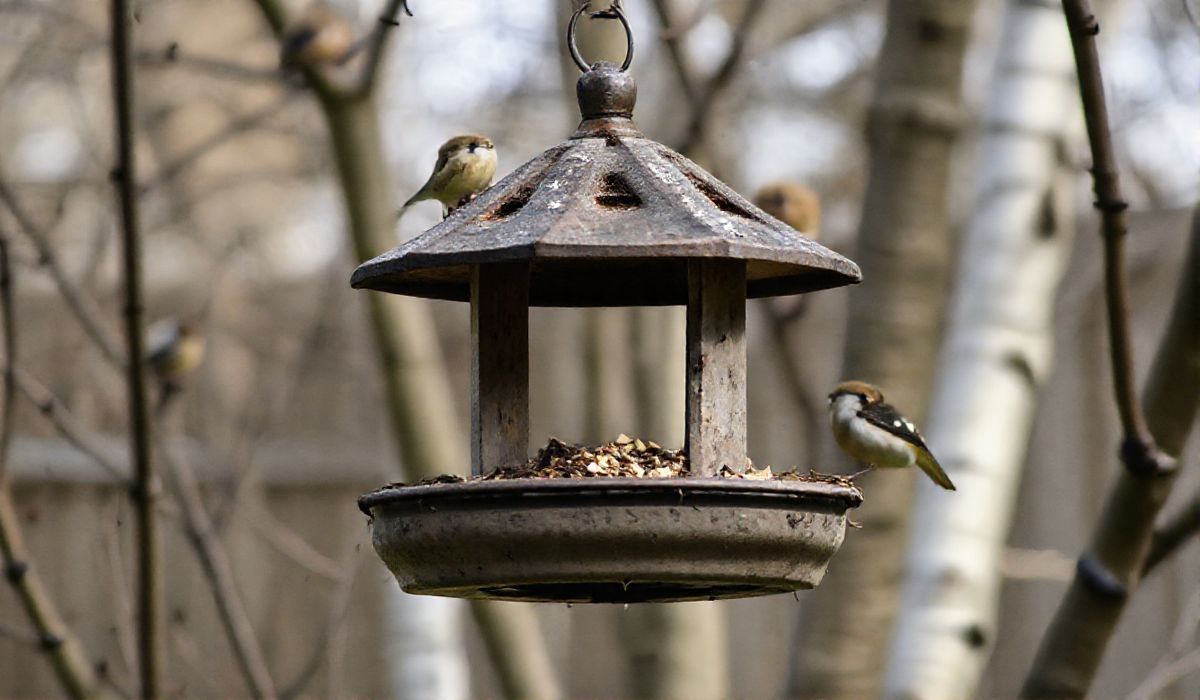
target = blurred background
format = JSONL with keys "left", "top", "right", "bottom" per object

{"left": 0, "top": 0, "right": 1197, "bottom": 697}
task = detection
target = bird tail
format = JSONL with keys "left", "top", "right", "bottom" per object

{"left": 916, "top": 449, "right": 956, "bottom": 490}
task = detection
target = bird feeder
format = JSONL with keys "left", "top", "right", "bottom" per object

{"left": 354, "top": 6, "right": 863, "bottom": 603}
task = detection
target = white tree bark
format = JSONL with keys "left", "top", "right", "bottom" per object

{"left": 386, "top": 589, "right": 469, "bottom": 700}
{"left": 881, "top": 5, "right": 1083, "bottom": 698}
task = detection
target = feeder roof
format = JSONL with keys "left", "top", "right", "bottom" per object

{"left": 352, "top": 63, "right": 861, "bottom": 306}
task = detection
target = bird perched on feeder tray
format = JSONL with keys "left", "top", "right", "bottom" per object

{"left": 397, "top": 135, "right": 497, "bottom": 221}
{"left": 827, "top": 380, "right": 956, "bottom": 490}
{"left": 279, "top": 4, "right": 357, "bottom": 70}
{"left": 146, "top": 318, "right": 206, "bottom": 412}
{"left": 754, "top": 181, "right": 822, "bottom": 238}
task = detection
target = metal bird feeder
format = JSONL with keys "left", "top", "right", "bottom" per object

{"left": 354, "top": 4, "right": 863, "bottom": 603}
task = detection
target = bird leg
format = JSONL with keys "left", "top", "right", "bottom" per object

{"left": 848, "top": 464, "right": 876, "bottom": 481}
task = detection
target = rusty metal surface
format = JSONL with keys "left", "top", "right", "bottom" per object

{"left": 360, "top": 477, "right": 862, "bottom": 603}
{"left": 352, "top": 63, "right": 861, "bottom": 306}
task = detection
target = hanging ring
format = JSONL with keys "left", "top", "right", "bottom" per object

{"left": 567, "top": 1, "right": 634, "bottom": 73}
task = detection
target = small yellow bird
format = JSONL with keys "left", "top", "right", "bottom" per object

{"left": 146, "top": 318, "right": 206, "bottom": 411}
{"left": 398, "top": 135, "right": 497, "bottom": 220}
{"left": 827, "top": 380, "right": 956, "bottom": 490}
{"left": 753, "top": 181, "right": 822, "bottom": 238}
{"left": 279, "top": 5, "right": 357, "bottom": 69}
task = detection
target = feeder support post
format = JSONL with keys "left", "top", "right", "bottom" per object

{"left": 685, "top": 259, "right": 747, "bottom": 477}
{"left": 471, "top": 263, "right": 531, "bottom": 476}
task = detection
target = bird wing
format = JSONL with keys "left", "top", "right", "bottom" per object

{"left": 402, "top": 149, "right": 453, "bottom": 208}
{"left": 857, "top": 402, "right": 930, "bottom": 451}
{"left": 860, "top": 402, "right": 955, "bottom": 490}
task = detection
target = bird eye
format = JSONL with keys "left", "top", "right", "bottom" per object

{"left": 469, "top": 142, "right": 479, "bottom": 150}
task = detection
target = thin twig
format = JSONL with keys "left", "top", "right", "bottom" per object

{"left": 279, "top": 551, "right": 361, "bottom": 700}
{"left": 14, "top": 368, "right": 129, "bottom": 482}
{"left": 762, "top": 300, "right": 820, "bottom": 461}
{"left": 1144, "top": 486, "right": 1200, "bottom": 574}
{"left": 110, "top": 0, "right": 162, "bottom": 693}
{"left": 658, "top": 0, "right": 715, "bottom": 40}
{"left": 678, "top": 0, "right": 768, "bottom": 154}
{"left": 243, "top": 503, "right": 344, "bottom": 581}
{"left": 249, "top": 0, "right": 339, "bottom": 100}
{"left": 135, "top": 46, "right": 282, "bottom": 83}
{"left": 101, "top": 508, "right": 139, "bottom": 690}
{"left": 140, "top": 95, "right": 297, "bottom": 196}
{"left": 0, "top": 179, "right": 124, "bottom": 368}
{"left": 156, "top": 434, "right": 278, "bottom": 699}
{"left": 0, "top": 218, "right": 107, "bottom": 700}
{"left": 1125, "top": 646, "right": 1200, "bottom": 700}
{"left": 356, "top": 0, "right": 412, "bottom": 97}
{"left": 1066, "top": 2, "right": 1168, "bottom": 473}
{"left": 648, "top": 0, "right": 701, "bottom": 104}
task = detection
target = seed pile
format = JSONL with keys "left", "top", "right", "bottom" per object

{"left": 484, "top": 435, "right": 688, "bottom": 480}
{"left": 719, "top": 464, "right": 857, "bottom": 488}
{"left": 395, "top": 436, "right": 859, "bottom": 489}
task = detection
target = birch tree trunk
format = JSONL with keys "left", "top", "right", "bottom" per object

{"left": 786, "top": 0, "right": 975, "bottom": 696}
{"left": 881, "top": 5, "right": 1083, "bottom": 697}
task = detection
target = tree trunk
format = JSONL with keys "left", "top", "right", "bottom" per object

{"left": 881, "top": 4, "right": 1083, "bottom": 697}
{"left": 1021, "top": 204, "right": 1200, "bottom": 698}
{"left": 786, "top": 0, "right": 976, "bottom": 696}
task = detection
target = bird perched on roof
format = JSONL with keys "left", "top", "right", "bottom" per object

{"left": 753, "top": 181, "right": 821, "bottom": 238}
{"left": 146, "top": 318, "right": 206, "bottom": 412}
{"left": 397, "top": 135, "right": 497, "bottom": 221}
{"left": 279, "top": 4, "right": 357, "bottom": 69}
{"left": 827, "top": 380, "right": 955, "bottom": 490}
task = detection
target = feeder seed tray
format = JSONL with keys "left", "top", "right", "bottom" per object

{"left": 359, "top": 476, "right": 862, "bottom": 604}
{"left": 358, "top": 438, "right": 863, "bottom": 603}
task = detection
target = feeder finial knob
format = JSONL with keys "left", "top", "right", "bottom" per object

{"left": 577, "top": 61, "right": 638, "bottom": 120}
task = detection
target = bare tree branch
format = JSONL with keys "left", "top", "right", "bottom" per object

{"left": 0, "top": 180, "right": 125, "bottom": 368}
{"left": 13, "top": 368, "right": 128, "bottom": 482}
{"left": 1143, "top": 484, "right": 1200, "bottom": 574}
{"left": 1021, "top": 16, "right": 1200, "bottom": 683}
{"left": 136, "top": 46, "right": 283, "bottom": 83}
{"left": 278, "top": 551, "right": 360, "bottom": 700}
{"left": 243, "top": 503, "right": 344, "bottom": 581}
{"left": 678, "top": 0, "right": 768, "bottom": 154}
{"left": 648, "top": 0, "right": 701, "bottom": 104}
{"left": 109, "top": 1, "right": 163, "bottom": 692}
{"left": 356, "top": 0, "right": 413, "bottom": 97}
{"left": 140, "top": 94, "right": 298, "bottom": 196}
{"left": 155, "top": 437, "right": 278, "bottom": 699}
{"left": 0, "top": 223, "right": 110, "bottom": 700}
{"left": 1125, "top": 646, "right": 1200, "bottom": 700}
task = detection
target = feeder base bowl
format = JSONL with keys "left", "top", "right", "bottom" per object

{"left": 359, "top": 477, "right": 862, "bottom": 603}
